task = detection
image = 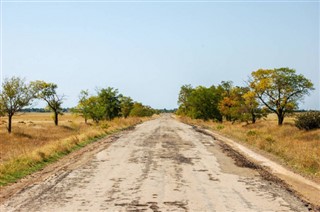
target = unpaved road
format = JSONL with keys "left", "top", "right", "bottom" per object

{"left": 0, "top": 115, "right": 311, "bottom": 211}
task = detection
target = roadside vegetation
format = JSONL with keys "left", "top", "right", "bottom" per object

{"left": 0, "top": 76, "right": 158, "bottom": 186}
{"left": 0, "top": 113, "right": 151, "bottom": 186}
{"left": 176, "top": 67, "right": 319, "bottom": 181}
{"left": 177, "top": 68, "right": 314, "bottom": 126}
{"left": 0, "top": 76, "right": 157, "bottom": 134}
{"left": 178, "top": 115, "right": 320, "bottom": 182}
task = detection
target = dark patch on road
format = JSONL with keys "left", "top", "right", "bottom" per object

{"left": 164, "top": 201, "right": 188, "bottom": 211}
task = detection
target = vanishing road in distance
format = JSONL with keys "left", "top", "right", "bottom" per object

{"left": 1, "top": 115, "right": 308, "bottom": 211}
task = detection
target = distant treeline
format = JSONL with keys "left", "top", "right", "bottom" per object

{"left": 176, "top": 68, "right": 315, "bottom": 126}
{"left": 19, "top": 108, "right": 313, "bottom": 114}
{"left": 19, "top": 108, "right": 70, "bottom": 113}
{"left": 0, "top": 77, "right": 158, "bottom": 133}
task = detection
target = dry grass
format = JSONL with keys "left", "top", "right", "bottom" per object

{"left": 0, "top": 113, "right": 150, "bottom": 186}
{"left": 178, "top": 114, "right": 320, "bottom": 182}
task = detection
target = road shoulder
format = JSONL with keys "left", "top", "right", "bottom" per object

{"left": 0, "top": 131, "right": 126, "bottom": 204}
{"left": 191, "top": 125, "right": 320, "bottom": 211}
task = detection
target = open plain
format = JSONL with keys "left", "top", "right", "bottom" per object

{"left": 0, "top": 115, "right": 316, "bottom": 211}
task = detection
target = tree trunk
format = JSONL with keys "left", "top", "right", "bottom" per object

{"left": 84, "top": 118, "right": 87, "bottom": 124}
{"left": 277, "top": 113, "right": 284, "bottom": 125}
{"left": 54, "top": 111, "right": 58, "bottom": 126}
{"left": 8, "top": 114, "right": 13, "bottom": 133}
{"left": 251, "top": 111, "right": 256, "bottom": 124}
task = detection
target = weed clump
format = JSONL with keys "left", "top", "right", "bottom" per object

{"left": 295, "top": 112, "right": 320, "bottom": 131}
{"left": 216, "top": 124, "right": 224, "bottom": 130}
{"left": 246, "top": 130, "right": 257, "bottom": 136}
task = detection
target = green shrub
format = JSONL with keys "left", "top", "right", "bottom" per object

{"left": 246, "top": 130, "right": 257, "bottom": 136}
{"left": 216, "top": 124, "right": 224, "bottom": 130}
{"left": 295, "top": 112, "right": 320, "bottom": 130}
{"left": 129, "top": 103, "right": 155, "bottom": 117}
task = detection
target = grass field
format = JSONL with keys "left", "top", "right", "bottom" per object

{"left": 178, "top": 114, "right": 320, "bottom": 183}
{"left": 0, "top": 113, "right": 150, "bottom": 186}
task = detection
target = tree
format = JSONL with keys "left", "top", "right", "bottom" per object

{"left": 177, "top": 85, "right": 222, "bottom": 121}
{"left": 187, "top": 86, "right": 222, "bottom": 121}
{"left": 85, "top": 96, "right": 105, "bottom": 123}
{"left": 0, "top": 77, "right": 35, "bottom": 133}
{"left": 218, "top": 86, "right": 267, "bottom": 124}
{"left": 217, "top": 81, "right": 234, "bottom": 121}
{"left": 177, "top": 84, "right": 193, "bottom": 115}
{"left": 0, "top": 101, "right": 4, "bottom": 117}
{"left": 97, "top": 87, "right": 121, "bottom": 120}
{"left": 72, "top": 90, "right": 91, "bottom": 124}
{"left": 120, "top": 96, "right": 134, "bottom": 118}
{"left": 129, "top": 102, "right": 155, "bottom": 117}
{"left": 249, "top": 68, "right": 314, "bottom": 125}
{"left": 31, "top": 81, "right": 64, "bottom": 126}
{"left": 218, "top": 86, "right": 244, "bottom": 123}
{"left": 242, "top": 90, "right": 267, "bottom": 124}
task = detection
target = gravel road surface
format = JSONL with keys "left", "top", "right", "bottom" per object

{"left": 1, "top": 115, "right": 308, "bottom": 211}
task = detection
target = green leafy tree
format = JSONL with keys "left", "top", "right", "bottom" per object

{"left": 31, "top": 81, "right": 64, "bottom": 126}
{"left": 129, "top": 102, "right": 155, "bottom": 117}
{"left": 72, "top": 90, "right": 91, "bottom": 124}
{"left": 86, "top": 96, "right": 105, "bottom": 123}
{"left": 249, "top": 68, "right": 314, "bottom": 125}
{"left": 177, "top": 85, "right": 222, "bottom": 121}
{"left": 177, "top": 84, "right": 193, "bottom": 115}
{"left": 120, "top": 96, "right": 134, "bottom": 118}
{"left": 97, "top": 87, "right": 121, "bottom": 120}
{"left": 0, "top": 77, "right": 35, "bottom": 133}
{"left": 188, "top": 86, "right": 222, "bottom": 121}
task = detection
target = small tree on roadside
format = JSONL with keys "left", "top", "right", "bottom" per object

{"left": 86, "top": 96, "right": 105, "bottom": 123}
{"left": 129, "top": 102, "right": 155, "bottom": 117}
{"left": 218, "top": 86, "right": 243, "bottom": 123}
{"left": 0, "top": 77, "right": 35, "bottom": 133}
{"left": 31, "top": 81, "right": 64, "bottom": 126}
{"left": 218, "top": 85, "right": 267, "bottom": 124}
{"left": 97, "top": 87, "right": 121, "bottom": 120}
{"left": 249, "top": 68, "right": 314, "bottom": 125}
{"left": 188, "top": 86, "right": 222, "bottom": 121}
{"left": 242, "top": 90, "right": 267, "bottom": 124}
{"left": 72, "top": 90, "right": 91, "bottom": 124}
{"left": 177, "top": 84, "right": 193, "bottom": 115}
{"left": 120, "top": 96, "right": 134, "bottom": 118}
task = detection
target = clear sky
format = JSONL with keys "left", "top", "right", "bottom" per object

{"left": 1, "top": 0, "right": 319, "bottom": 110}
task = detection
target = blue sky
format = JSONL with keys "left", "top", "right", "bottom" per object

{"left": 1, "top": 1, "right": 319, "bottom": 109}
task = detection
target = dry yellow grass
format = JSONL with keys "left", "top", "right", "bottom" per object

{"left": 0, "top": 113, "right": 147, "bottom": 162}
{"left": 178, "top": 115, "right": 320, "bottom": 182}
{"left": 0, "top": 113, "right": 150, "bottom": 186}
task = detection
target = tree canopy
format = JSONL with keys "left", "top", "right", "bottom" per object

{"left": 72, "top": 87, "right": 156, "bottom": 123}
{"left": 177, "top": 85, "right": 222, "bottom": 121}
{"left": 249, "top": 68, "right": 314, "bottom": 125}
{"left": 129, "top": 102, "right": 156, "bottom": 117}
{"left": 31, "top": 80, "right": 64, "bottom": 126}
{"left": 0, "top": 77, "right": 35, "bottom": 133}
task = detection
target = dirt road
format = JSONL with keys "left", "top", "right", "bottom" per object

{"left": 0, "top": 115, "right": 309, "bottom": 211}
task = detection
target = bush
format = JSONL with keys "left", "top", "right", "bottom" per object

{"left": 295, "top": 112, "right": 320, "bottom": 130}
{"left": 129, "top": 103, "right": 155, "bottom": 117}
